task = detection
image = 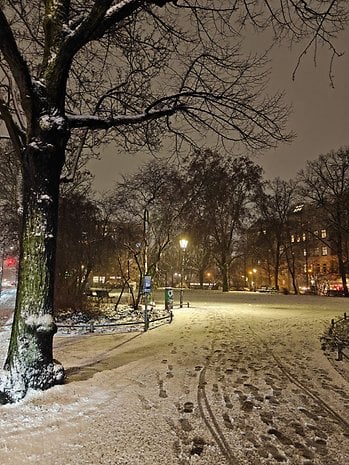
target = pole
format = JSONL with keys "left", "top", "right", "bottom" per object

{"left": 180, "top": 250, "right": 185, "bottom": 308}
{"left": 180, "top": 258, "right": 184, "bottom": 308}
{"left": 179, "top": 238, "right": 188, "bottom": 308}
{"left": 144, "top": 291, "right": 148, "bottom": 331}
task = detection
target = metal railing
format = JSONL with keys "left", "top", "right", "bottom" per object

{"left": 0, "top": 311, "right": 174, "bottom": 335}
{"left": 320, "top": 312, "right": 349, "bottom": 361}
{"left": 56, "top": 310, "right": 173, "bottom": 334}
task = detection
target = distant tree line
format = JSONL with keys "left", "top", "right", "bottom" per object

{"left": 3, "top": 143, "right": 349, "bottom": 305}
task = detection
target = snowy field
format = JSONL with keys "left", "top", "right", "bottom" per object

{"left": 1, "top": 290, "right": 349, "bottom": 465}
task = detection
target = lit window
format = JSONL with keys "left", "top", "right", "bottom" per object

{"left": 303, "top": 249, "right": 307, "bottom": 256}
{"left": 302, "top": 232, "right": 306, "bottom": 241}
{"left": 291, "top": 234, "right": 295, "bottom": 243}
{"left": 322, "top": 246, "right": 328, "bottom": 256}
{"left": 293, "top": 204, "right": 304, "bottom": 213}
{"left": 321, "top": 229, "right": 327, "bottom": 238}
{"left": 314, "top": 230, "right": 319, "bottom": 236}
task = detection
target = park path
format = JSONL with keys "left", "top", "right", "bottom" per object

{"left": 0, "top": 291, "right": 349, "bottom": 464}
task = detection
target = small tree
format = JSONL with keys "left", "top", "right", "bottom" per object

{"left": 55, "top": 194, "right": 113, "bottom": 311}
{"left": 0, "top": 143, "right": 21, "bottom": 250}
{"left": 109, "top": 160, "right": 184, "bottom": 306}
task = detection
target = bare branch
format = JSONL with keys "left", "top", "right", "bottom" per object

{"left": 0, "top": 9, "right": 33, "bottom": 118}
{"left": 67, "top": 103, "right": 182, "bottom": 129}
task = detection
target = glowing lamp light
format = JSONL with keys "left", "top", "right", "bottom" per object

{"left": 179, "top": 238, "right": 188, "bottom": 251}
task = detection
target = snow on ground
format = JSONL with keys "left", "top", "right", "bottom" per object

{"left": 1, "top": 290, "right": 349, "bottom": 465}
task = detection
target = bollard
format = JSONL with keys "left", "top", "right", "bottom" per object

{"left": 165, "top": 287, "right": 173, "bottom": 311}
{"left": 144, "top": 316, "right": 149, "bottom": 332}
{"left": 336, "top": 342, "right": 343, "bottom": 361}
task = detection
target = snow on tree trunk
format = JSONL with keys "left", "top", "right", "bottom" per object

{"left": 0, "top": 126, "right": 67, "bottom": 403}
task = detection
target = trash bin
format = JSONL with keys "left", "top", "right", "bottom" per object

{"left": 165, "top": 287, "right": 173, "bottom": 310}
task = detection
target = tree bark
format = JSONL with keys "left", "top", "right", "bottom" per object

{"left": 1, "top": 125, "right": 67, "bottom": 403}
{"left": 221, "top": 262, "right": 229, "bottom": 293}
{"left": 274, "top": 241, "right": 281, "bottom": 290}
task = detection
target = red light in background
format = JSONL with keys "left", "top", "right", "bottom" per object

{"left": 4, "top": 257, "right": 16, "bottom": 267}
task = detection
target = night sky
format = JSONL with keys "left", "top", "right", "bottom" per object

{"left": 89, "top": 27, "right": 349, "bottom": 193}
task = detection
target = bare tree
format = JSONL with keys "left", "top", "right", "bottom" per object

{"left": 0, "top": 1, "right": 344, "bottom": 402}
{"left": 109, "top": 159, "right": 184, "bottom": 306}
{"left": 0, "top": 143, "right": 21, "bottom": 249}
{"left": 256, "top": 178, "right": 299, "bottom": 290}
{"left": 298, "top": 147, "right": 349, "bottom": 295}
{"left": 55, "top": 193, "right": 113, "bottom": 311}
{"left": 184, "top": 149, "right": 263, "bottom": 292}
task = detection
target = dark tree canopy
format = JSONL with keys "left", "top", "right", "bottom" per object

{"left": 183, "top": 149, "right": 263, "bottom": 291}
{"left": 298, "top": 147, "right": 349, "bottom": 295}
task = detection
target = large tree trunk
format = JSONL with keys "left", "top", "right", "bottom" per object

{"left": 336, "top": 235, "right": 349, "bottom": 296}
{"left": 274, "top": 242, "right": 281, "bottom": 290}
{"left": 0, "top": 129, "right": 66, "bottom": 403}
{"left": 221, "top": 262, "right": 229, "bottom": 293}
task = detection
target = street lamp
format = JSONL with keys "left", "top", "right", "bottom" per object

{"left": 179, "top": 238, "right": 188, "bottom": 308}
{"left": 252, "top": 268, "right": 257, "bottom": 291}
{"left": 248, "top": 268, "right": 257, "bottom": 291}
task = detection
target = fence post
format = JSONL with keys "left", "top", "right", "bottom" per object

{"left": 337, "top": 342, "right": 343, "bottom": 361}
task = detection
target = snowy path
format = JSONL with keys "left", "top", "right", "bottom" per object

{"left": 0, "top": 291, "right": 349, "bottom": 465}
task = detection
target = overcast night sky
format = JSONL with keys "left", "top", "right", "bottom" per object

{"left": 89, "top": 27, "right": 349, "bottom": 193}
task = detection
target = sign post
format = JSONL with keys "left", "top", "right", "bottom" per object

{"left": 143, "top": 276, "right": 152, "bottom": 331}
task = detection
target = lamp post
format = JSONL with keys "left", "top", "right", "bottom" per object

{"left": 179, "top": 238, "right": 188, "bottom": 308}
{"left": 252, "top": 268, "right": 257, "bottom": 291}
{"left": 248, "top": 268, "right": 257, "bottom": 291}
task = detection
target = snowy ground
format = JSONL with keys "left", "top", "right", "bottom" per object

{"left": 1, "top": 290, "right": 349, "bottom": 465}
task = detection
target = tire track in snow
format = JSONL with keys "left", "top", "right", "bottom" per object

{"left": 193, "top": 311, "right": 241, "bottom": 465}
{"left": 251, "top": 325, "right": 349, "bottom": 435}
{"left": 197, "top": 364, "right": 239, "bottom": 465}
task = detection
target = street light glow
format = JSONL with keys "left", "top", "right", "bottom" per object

{"left": 179, "top": 238, "right": 188, "bottom": 251}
